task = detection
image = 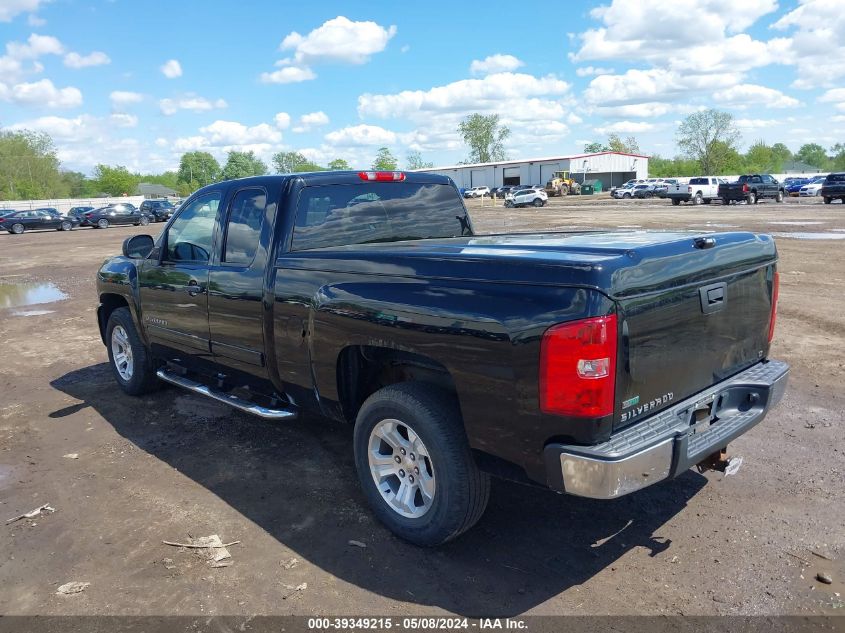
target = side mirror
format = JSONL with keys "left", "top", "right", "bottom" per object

{"left": 123, "top": 234, "right": 155, "bottom": 259}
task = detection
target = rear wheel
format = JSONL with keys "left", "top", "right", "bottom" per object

{"left": 106, "top": 307, "right": 159, "bottom": 396}
{"left": 671, "top": 198, "right": 680, "bottom": 206}
{"left": 623, "top": 193, "right": 631, "bottom": 199}
{"left": 60, "top": 220, "right": 72, "bottom": 231}
{"left": 560, "top": 185, "right": 569, "bottom": 196}
{"left": 824, "top": 197, "right": 832, "bottom": 204}
{"left": 722, "top": 198, "right": 730, "bottom": 205}
{"left": 747, "top": 192, "right": 757, "bottom": 205}
{"left": 533, "top": 198, "right": 544, "bottom": 207}
{"left": 10, "top": 223, "right": 24, "bottom": 234}
{"left": 139, "top": 216, "right": 150, "bottom": 226}
{"left": 353, "top": 383, "right": 490, "bottom": 547}
{"left": 97, "top": 218, "right": 109, "bottom": 229}
{"left": 693, "top": 193, "right": 703, "bottom": 205}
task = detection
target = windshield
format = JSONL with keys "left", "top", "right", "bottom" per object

{"left": 292, "top": 182, "right": 472, "bottom": 251}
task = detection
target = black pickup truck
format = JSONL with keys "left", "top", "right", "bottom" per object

{"left": 96, "top": 171, "right": 788, "bottom": 546}
{"left": 718, "top": 174, "right": 785, "bottom": 205}
{"left": 821, "top": 172, "right": 845, "bottom": 204}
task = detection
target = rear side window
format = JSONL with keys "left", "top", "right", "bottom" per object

{"left": 291, "top": 182, "right": 471, "bottom": 251}
{"left": 826, "top": 173, "right": 845, "bottom": 183}
{"left": 690, "top": 178, "right": 707, "bottom": 185}
{"left": 223, "top": 187, "right": 266, "bottom": 265}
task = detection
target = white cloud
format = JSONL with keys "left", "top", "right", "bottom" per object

{"left": 260, "top": 66, "right": 316, "bottom": 84}
{"left": 735, "top": 118, "right": 784, "bottom": 129}
{"left": 160, "top": 59, "right": 182, "bottom": 78}
{"left": 819, "top": 88, "right": 845, "bottom": 111}
{"left": 596, "top": 102, "right": 677, "bottom": 118}
{"left": 273, "top": 112, "right": 292, "bottom": 129}
{"left": 594, "top": 121, "right": 656, "bottom": 135}
{"left": 6, "top": 33, "right": 63, "bottom": 59}
{"left": 293, "top": 110, "right": 330, "bottom": 132}
{"left": 400, "top": 45, "right": 410, "bottom": 53}
{"left": 469, "top": 54, "right": 524, "bottom": 76}
{"left": 109, "top": 90, "right": 143, "bottom": 108}
{"left": 0, "top": 78, "right": 82, "bottom": 108}
{"left": 0, "top": 0, "right": 47, "bottom": 23}
{"left": 575, "top": 66, "right": 613, "bottom": 77}
{"left": 27, "top": 13, "right": 45, "bottom": 26}
{"left": 713, "top": 84, "right": 801, "bottom": 109}
{"left": 199, "top": 119, "right": 282, "bottom": 145}
{"left": 159, "top": 95, "right": 227, "bottom": 115}
{"left": 109, "top": 113, "right": 138, "bottom": 128}
{"left": 325, "top": 124, "right": 397, "bottom": 147}
{"left": 772, "top": 0, "right": 845, "bottom": 89}
{"left": 583, "top": 68, "right": 741, "bottom": 107}
{"left": 263, "top": 16, "right": 396, "bottom": 83}
{"left": 63, "top": 50, "right": 110, "bottom": 68}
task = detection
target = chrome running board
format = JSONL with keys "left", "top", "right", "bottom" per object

{"left": 156, "top": 369, "right": 297, "bottom": 420}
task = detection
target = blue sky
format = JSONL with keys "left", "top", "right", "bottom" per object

{"left": 1, "top": 0, "right": 843, "bottom": 174}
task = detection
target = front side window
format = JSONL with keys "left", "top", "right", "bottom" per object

{"left": 223, "top": 188, "right": 266, "bottom": 265}
{"left": 291, "top": 182, "right": 471, "bottom": 251}
{"left": 164, "top": 192, "right": 221, "bottom": 263}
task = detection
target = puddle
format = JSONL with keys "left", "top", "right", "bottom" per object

{"left": 691, "top": 223, "right": 739, "bottom": 228}
{"left": 772, "top": 232, "right": 845, "bottom": 240}
{"left": 0, "top": 282, "right": 67, "bottom": 309}
{"left": 0, "top": 464, "right": 13, "bottom": 491}
{"left": 617, "top": 225, "right": 642, "bottom": 228}
{"left": 769, "top": 221, "right": 826, "bottom": 225}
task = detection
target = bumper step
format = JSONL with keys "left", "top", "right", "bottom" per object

{"left": 156, "top": 369, "right": 297, "bottom": 420}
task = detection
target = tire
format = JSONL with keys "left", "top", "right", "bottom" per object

{"left": 533, "top": 198, "right": 544, "bottom": 207}
{"left": 623, "top": 193, "right": 631, "bottom": 199}
{"left": 11, "top": 223, "right": 25, "bottom": 234}
{"left": 747, "top": 192, "right": 757, "bottom": 205}
{"left": 60, "top": 220, "right": 72, "bottom": 231}
{"left": 353, "top": 383, "right": 490, "bottom": 547}
{"left": 504, "top": 201, "right": 513, "bottom": 208}
{"left": 97, "top": 218, "right": 109, "bottom": 229}
{"left": 693, "top": 193, "right": 703, "bottom": 205}
{"left": 671, "top": 198, "right": 680, "bottom": 206}
{"left": 139, "top": 216, "right": 150, "bottom": 226}
{"left": 560, "top": 185, "right": 569, "bottom": 196}
{"left": 722, "top": 198, "right": 730, "bottom": 205}
{"left": 105, "top": 307, "right": 159, "bottom": 396}
{"left": 823, "top": 197, "right": 832, "bottom": 204}
{"left": 776, "top": 190, "right": 784, "bottom": 203}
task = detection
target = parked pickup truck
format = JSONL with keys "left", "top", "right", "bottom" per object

{"left": 821, "top": 172, "right": 845, "bottom": 204}
{"left": 96, "top": 171, "right": 789, "bottom": 546}
{"left": 665, "top": 177, "right": 725, "bottom": 206}
{"left": 718, "top": 175, "right": 785, "bottom": 205}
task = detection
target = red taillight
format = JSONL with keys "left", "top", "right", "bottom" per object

{"left": 687, "top": 185, "right": 692, "bottom": 193}
{"left": 768, "top": 271, "right": 779, "bottom": 343}
{"left": 358, "top": 171, "right": 406, "bottom": 182}
{"left": 742, "top": 183, "right": 749, "bottom": 192}
{"left": 539, "top": 314, "right": 617, "bottom": 418}
{"left": 85, "top": 213, "right": 93, "bottom": 217}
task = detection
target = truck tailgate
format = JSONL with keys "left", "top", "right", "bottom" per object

{"left": 613, "top": 233, "right": 777, "bottom": 430}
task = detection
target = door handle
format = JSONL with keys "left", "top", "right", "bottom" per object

{"left": 185, "top": 280, "right": 203, "bottom": 296}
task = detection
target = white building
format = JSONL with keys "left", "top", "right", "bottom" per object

{"left": 415, "top": 151, "right": 649, "bottom": 190}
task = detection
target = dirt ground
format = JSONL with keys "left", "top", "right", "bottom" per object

{"left": 0, "top": 195, "right": 842, "bottom": 617}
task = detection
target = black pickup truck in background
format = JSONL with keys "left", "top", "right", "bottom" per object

{"left": 718, "top": 174, "right": 785, "bottom": 205}
{"left": 95, "top": 171, "right": 789, "bottom": 546}
{"left": 821, "top": 172, "right": 845, "bottom": 204}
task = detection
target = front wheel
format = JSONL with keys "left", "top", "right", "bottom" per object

{"left": 353, "top": 383, "right": 490, "bottom": 547}
{"left": 623, "top": 193, "right": 631, "bottom": 198}
{"left": 106, "top": 307, "right": 159, "bottom": 396}
{"left": 776, "top": 190, "right": 784, "bottom": 203}
{"left": 504, "top": 201, "right": 513, "bottom": 208}
{"left": 60, "top": 220, "right": 73, "bottom": 231}
{"left": 139, "top": 216, "right": 150, "bottom": 226}
{"left": 97, "top": 218, "right": 109, "bottom": 229}
{"left": 722, "top": 198, "right": 730, "bottom": 205}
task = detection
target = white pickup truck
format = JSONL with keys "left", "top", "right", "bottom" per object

{"left": 666, "top": 177, "right": 726, "bottom": 206}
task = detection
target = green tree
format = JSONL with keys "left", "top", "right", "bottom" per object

{"left": 327, "top": 158, "right": 351, "bottom": 171}
{"left": 93, "top": 164, "right": 138, "bottom": 196}
{"left": 406, "top": 150, "right": 433, "bottom": 170}
{"left": 177, "top": 151, "right": 220, "bottom": 190}
{"left": 221, "top": 151, "right": 268, "bottom": 180}
{"left": 372, "top": 146, "right": 398, "bottom": 170}
{"left": 272, "top": 151, "right": 324, "bottom": 173}
{"left": 139, "top": 170, "right": 180, "bottom": 190}
{"left": 831, "top": 143, "right": 845, "bottom": 171}
{"left": 60, "top": 170, "right": 95, "bottom": 198}
{"left": 795, "top": 143, "right": 829, "bottom": 169}
{"left": 771, "top": 143, "right": 792, "bottom": 170}
{"left": 677, "top": 109, "right": 741, "bottom": 175}
{"left": 744, "top": 140, "right": 775, "bottom": 173}
{"left": 457, "top": 113, "right": 510, "bottom": 163}
{"left": 583, "top": 141, "right": 604, "bottom": 153}
{"left": 607, "top": 134, "right": 640, "bottom": 154}
{"left": 0, "top": 129, "right": 67, "bottom": 200}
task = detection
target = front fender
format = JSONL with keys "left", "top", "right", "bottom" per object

{"left": 96, "top": 256, "right": 146, "bottom": 345}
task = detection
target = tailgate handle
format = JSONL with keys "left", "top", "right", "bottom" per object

{"left": 700, "top": 282, "right": 727, "bottom": 314}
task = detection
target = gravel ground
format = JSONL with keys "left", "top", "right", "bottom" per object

{"left": 0, "top": 195, "right": 842, "bottom": 616}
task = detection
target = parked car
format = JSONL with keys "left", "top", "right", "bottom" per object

{"left": 488, "top": 187, "right": 500, "bottom": 198}
{"left": 504, "top": 187, "right": 548, "bottom": 208}
{"left": 0, "top": 209, "right": 80, "bottom": 234}
{"left": 821, "top": 172, "right": 845, "bottom": 204}
{"left": 68, "top": 206, "right": 95, "bottom": 221}
{"left": 785, "top": 178, "right": 810, "bottom": 196}
{"left": 718, "top": 175, "right": 785, "bottom": 205}
{"left": 632, "top": 184, "right": 657, "bottom": 199}
{"left": 139, "top": 199, "right": 177, "bottom": 222}
{"left": 798, "top": 176, "right": 826, "bottom": 197}
{"left": 82, "top": 204, "right": 151, "bottom": 229}
{"left": 463, "top": 186, "right": 490, "bottom": 198}
{"left": 612, "top": 184, "right": 636, "bottom": 199}
{"left": 665, "top": 177, "right": 725, "bottom": 205}
{"left": 95, "top": 170, "right": 787, "bottom": 546}
{"left": 495, "top": 186, "right": 514, "bottom": 198}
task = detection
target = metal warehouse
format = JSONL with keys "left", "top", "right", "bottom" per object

{"left": 415, "top": 151, "right": 649, "bottom": 190}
